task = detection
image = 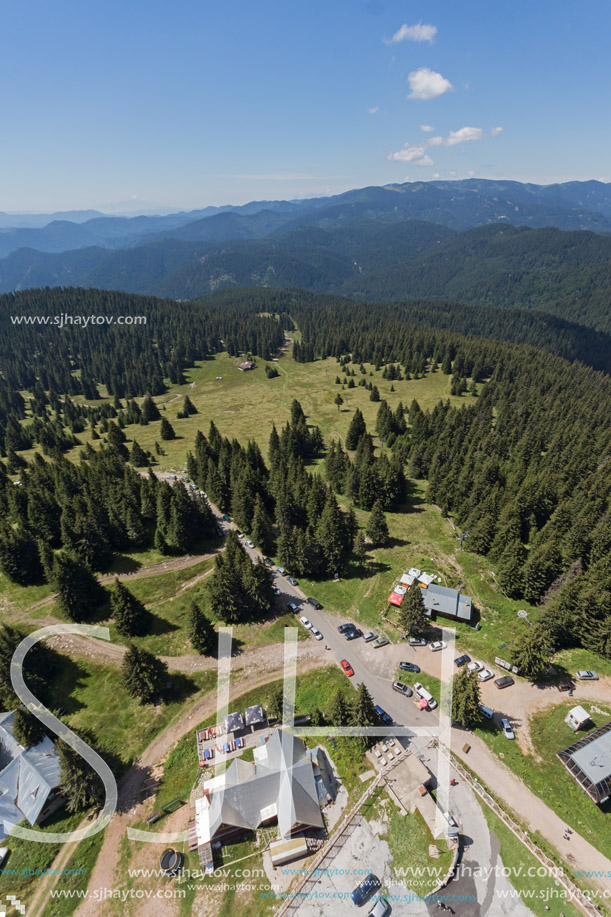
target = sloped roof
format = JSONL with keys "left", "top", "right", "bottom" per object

{"left": 196, "top": 730, "right": 324, "bottom": 845}
{"left": 0, "top": 711, "right": 61, "bottom": 831}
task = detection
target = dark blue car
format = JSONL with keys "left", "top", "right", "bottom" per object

{"left": 374, "top": 705, "right": 392, "bottom": 726}
{"left": 351, "top": 873, "right": 381, "bottom": 907}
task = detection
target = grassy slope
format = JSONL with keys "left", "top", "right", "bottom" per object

{"left": 476, "top": 702, "right": 611, "bottom": 860}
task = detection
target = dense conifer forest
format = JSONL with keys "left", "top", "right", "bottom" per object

{"left": 1, "top": 284, "right": 611, "bottom": 659}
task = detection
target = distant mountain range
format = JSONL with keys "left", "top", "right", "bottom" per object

{"left": 1, "top": 178, "right": 611, "bottom": 333}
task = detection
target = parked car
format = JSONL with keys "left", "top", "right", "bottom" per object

{"left": 236, "top": 530, "right": 244, "bottom": 539}
{"left": 454, "top": 654, "right": 471, "bottom": 667}
{"left": 414, "top": 683, "right": 437, "bottom": 709}
{"left": 480, "top": 704, "right": 495, "bottom": 720}
{"left": 351, "top": 873, "right": 381, "bottom": 907}
{"left": 299, "top": 616, "right": 312, "bottom": 630}
{"left": 478, "top": 669, "right": 495, "bottom": 682}
{"left": 287, "top": 601, "right": 298, "bottom": 611}
{"left": 307, "top": 597, "right": 323, "bottom": 610}
{"left": 263, "top": 556, "right": 274, "bottom": 566}
{"left": 363, "top": 631, "right": 378, "bottom": 643}
{"left": 287, "top": 576, "right": 298, "bottom": 586}
{"left": 345, "top": 628, "right": 363, "bottom": 641}
{"left": 429, "top": 641, "right": 446, "bottom": 652}
{"left": 468, "top": 661, "right": 484, "bottom": 673}
{"left": 222, "top": 514, "right": 231, "bottom": 521}
{"left": 338, "top": 623, "right": 355, "bottom": 634}
{"left": 310, "top": 627, "right": 323, "bottom": 641}
{"left": 408, "top": 637, "right": 427, "bottom": 646}
{"left": 557, "top": 680, "right": 573, "bottom": 692}
{"left": 216, "top": 527, "right": 224, "bottom": 537}
{"left": 340, "top": 659, "right": 354, "bottom": 677}
{"left": 444, "top": 811, "right": 458, "bottom": 828}
{"left": 367, "top": 898, "right": 390, "bottom": 917}
{"left": 577, "top": 670, "right": 599, "bottom": 680}
{"left": 374, "top": 705, "right": 393, "bottom": 726}
{"left": 272, "top": 586, "right": 281, "bottom": 595}
{"left": 372, "top": 636, "right": 390, "bottom": 648}
{"left": 245, "top": 539, "right": 254, "bottom": 548}
{"left": 392, "top": 681, "right": 413, "bottom": 697}
{"left": 399, "top": 661, "right": 420, "bottom": 673}
{"left": 495, "top": 675, "right": 515, "bottom": 689}
{"left": 500, "top": 717, "right": 515, "bottom": 740}
{"left": 276, "top": 567, "right": 287, "bottom": 576}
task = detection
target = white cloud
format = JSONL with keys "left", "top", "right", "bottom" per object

{"left": 419, "top": 124, "right": 435, "bottom": 133}
{"left": 446, "top": 126, "right": 483, "bottom": 146}
{"left": 432, "top": 173, "right": 440, "bottom": 178}
{"left": 387, "top": 143, "right": 429, "bottom": 163}
{"left": 408, "top": 68, "right": 453, "bottom": 100}
{"left": 389, "top": 22, "right": 437, "bottom": 44}
{"left": 389, "top": 125, "right": 503, "bottom": 168}
{"left": 449, "top": 170, "right": 457, "bottom": 177}
{"left": 468, "top": 170, "right": 475, "bottom": 177}
{"left": 368, "top": 106, "right": 379, "bottom": 115}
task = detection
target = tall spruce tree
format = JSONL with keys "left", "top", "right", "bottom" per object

{"left": 12, "top": 707, "right": 46, "bottom": 747}
{"left": 345, "top": 408, "right": 366, "bottom": 450}
{"left": 57, "top": 738, "right": 105, "bottom": 812}
{"left": 53, "top": 553, "right": 106, "bottom": 622}
{"left": 451, "top": 670, "right": 483, "bottom": 729}
{"left": 511, "top": 625, "right": 554, "bottom": 679}
{"left": 350, "top": 682, "right": 379, "bottom": 746}
{"left": 110, "top": 579, "right": 150, "bottom": 637}
{"left": 122, "top": 644, "right": 168, "bottom": 704}
{"left": 366, "top": 499, "right": 389, "bottom": 546}
{"left": 160, "top": 417, "right": 176, "bottom": 441}
{"left": 397, "top": 585, "right": 428, "bottom": 636}
{"left": 188, "top": 601, "right": 216, "bottom": 655}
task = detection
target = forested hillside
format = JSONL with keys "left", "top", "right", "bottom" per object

{"left": 1, "top": 286, "right": 611, "bottom": 666}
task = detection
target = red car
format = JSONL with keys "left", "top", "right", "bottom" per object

{"left": 340, "top": 659, "right": 354, "bottom": 677}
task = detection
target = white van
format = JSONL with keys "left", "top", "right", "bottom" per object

{"left": 480, "top": 704, "right": 494, "bottom": 720}
{"left": 413, "top": 682, "right": 437, "bottom": 710}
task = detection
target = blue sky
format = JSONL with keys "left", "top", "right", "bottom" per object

{"left": 1, "top": 0, "right": 609, "bottom": 211}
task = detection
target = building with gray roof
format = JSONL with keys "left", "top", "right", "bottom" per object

{"left": 194, "top": 730, "right": 328, "bottom": 852}
{"left": 419, "top": 584, "right": 472, "bottom": 623}
{"left": 0, "top": 710, "right": 62, "bottom": 840}
{"left": 557, "top": 720, "right": 611, "bottom": 804}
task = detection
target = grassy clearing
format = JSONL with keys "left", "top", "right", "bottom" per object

{"left": 46, "top": 654, "right": 216, "bottom": 766}
{"left": 482, "top": 807, "right": 582, "bottom": 917}
{"left": 476, "top": 702, "right": 611, "bottom": 860}
{"left": 0, "top": 811, "right": 83, "bottom": 902}
{"left": 383, "top": 803, "right": 453, "bottom": 895}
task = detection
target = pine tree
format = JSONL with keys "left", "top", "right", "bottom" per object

{"left": 327, "top": 689, "right": 350, "bottom": 726}
{"left": 12, "top": 707, "right": 46, "bottom": 747}
{"left": 160, "top": 417, "right": 176, "bottom": 441}
{"left": 141, "top": 393, "right": 161, "bottom": 423}
{"left": 110, "top": 579, "right": 150, "bottom": 637}
{"left": 122, "top": 644, "right": 168, "bottom": 704}
{"left": 188, "top": 601, "right": 216, "bottom": 655}
{"left": 369, "top": 385, "right": 380, "bottom": 402}
{"left": 53, "top": 553, "right": 106, "bottom": 622}
{"left": 57, "top": 738, "right": 104, "bottom": 812}
{"left": 511, "top": 625, "right": 554, "bottom": 679}
{"left": 353, "top": 530, "right": 368, "bottom": 564}
{"left": 267, "top": 685, "right": 285, "bottom": 723}
{"left": 350, "top": 682, "right": 379, "bottom": 746}
{"left": 397, "top": 585, "right": 428, "bottom": 636}
{"left": 182, "top": 395, "right": 198, "bottom": 415}
{"left": 345, "top": 408, "right": 366, "bottom": 450}
{"left": 334, "top": 393, "right": 344, "bottom": 411}
{"left": 451, "top": 670, "right": 483, "bottom": 729}
{"left": 130, "top": 440, "right": 149, "bottom": 467}
{"left": 250, "top": 495, "right": 275, "bottom": 555}
{"left": 366, "top": 499, "right": 389, "bottom": 546}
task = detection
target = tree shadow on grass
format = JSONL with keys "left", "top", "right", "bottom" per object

{"left": 147, "top": 612, "right": 180, "bottom": 637}
{"left": 107, "top": 554, "right": 142, "bottom": 575}
{"left": 164, "top": 672, "right": 200, "bottom": 704}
